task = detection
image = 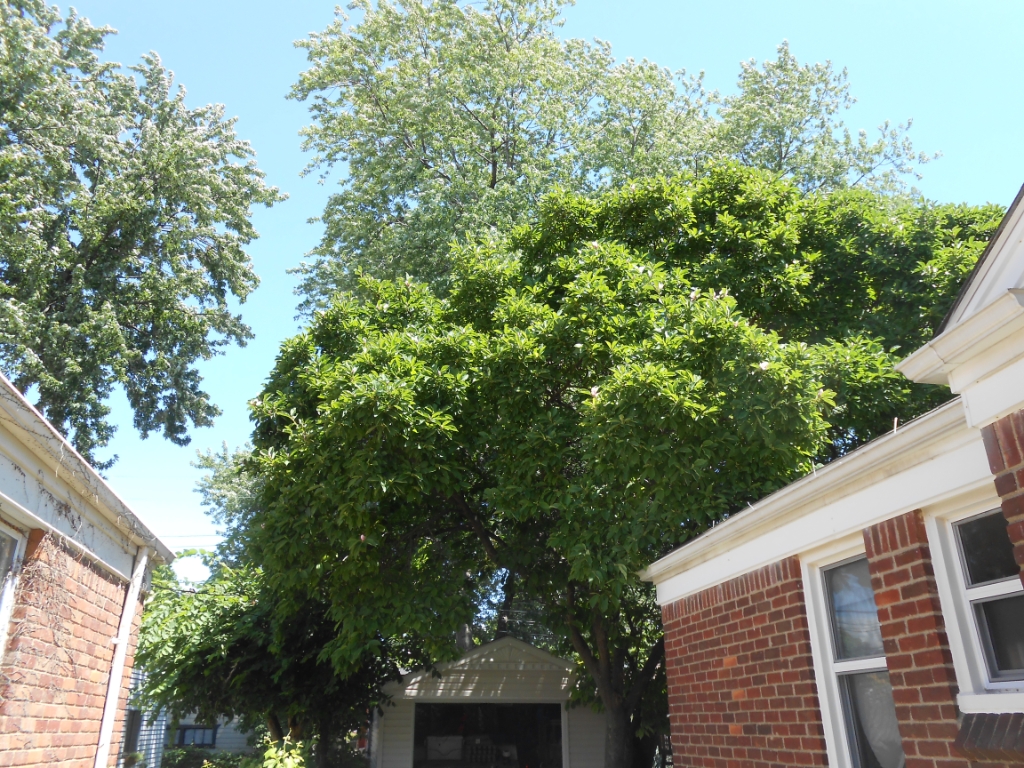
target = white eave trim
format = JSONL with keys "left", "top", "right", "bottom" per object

{"left": 640, "top": 397, "right": 968, "bottom": 587}
{"left": 0, "top": 375, "right": 173, "bottom": 563}
{"left": 897, "top": 289, "right": 1024, "bottom": 386}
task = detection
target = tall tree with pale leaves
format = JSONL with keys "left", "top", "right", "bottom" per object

{"left": 0, "top": 0, "right": 282, "bottom": 464}
{"left": 291, "top": 0, "right": 931, "bottom": 305}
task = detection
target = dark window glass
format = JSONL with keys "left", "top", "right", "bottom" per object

{"left": 825, "top": 557, "right": 885, "bottom": 660}
{"left": 956, "top": 512, "right": 1018, "bottom": 586}
{"left": 839, "top": 671, "right": 906, "bottom": 768}
{"left": 0, "top": 531, "right": 16, "bottom": 580}
{"left": 177, "top": 726, "right": 216, "bottom": 747}
{"left": 976, "top": 594, "right": 1024, "bottom": 679}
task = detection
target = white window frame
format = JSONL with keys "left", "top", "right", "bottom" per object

{"left": 0, "top": 517, "right": 27, "bottom": 661}
{"left": 924, "top": 498, "right": 1024, "bottom": 713}
{"left": 802, "top": 534, "right": 891, "bottom": 768}
{"left": 798, "top": 536, "right": 872, "bottom": 768}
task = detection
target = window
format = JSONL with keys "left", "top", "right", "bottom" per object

{"left": 953, "top": 510, "right": 1024, "bottom": 682}
{"left": 176, "top": 725, "right": 217, "bottom": 748}
{"left": 821, "top": 556, "right": 905, "bottom": 768}
{"left": 0, "top": 530, "right": 16, "bottom": 580}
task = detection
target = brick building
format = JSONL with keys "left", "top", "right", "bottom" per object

{"left": 0, "top": 375, "right": 172, "bottom": 767}
{"left": 643, "top": 183, "right": 1024, "bottom": 768}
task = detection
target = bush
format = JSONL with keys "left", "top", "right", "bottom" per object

{"left": 161, "top": 747, "right": 249, "bottom": 768}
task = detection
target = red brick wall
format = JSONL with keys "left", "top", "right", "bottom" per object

{"left": 863, "top": 510, "right": 968, "bottom": 768}
{"left": 980, "top": 409, "right": 1024, "bottom": 586}
{"left": 0, "top": 532, "right": 141, "bottom": 767}
{"left": 661, "top": 556, "right": 827, "bottom": 767}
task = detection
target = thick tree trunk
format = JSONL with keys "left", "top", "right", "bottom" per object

{"left": 266, "top": 713, "right": 285, "bottom": 743}
{"left": 604, "top": 702, "right": 635, "bottom": 768}
{"left": 317, "top": 715, "right": 332, "bottom": 768}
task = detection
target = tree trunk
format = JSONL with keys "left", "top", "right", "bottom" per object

{"left": 317, "top": 715, "right": 332, "bottom": 768}
{"left": 266, "top": 713, "right": 285, "bottom": 743}
{"left": 604, "top": 702, "right": 635, "bottom": 768}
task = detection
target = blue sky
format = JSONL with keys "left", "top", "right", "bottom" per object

{"left": 77, "top": 0, "right": 1024, "bottom": 574}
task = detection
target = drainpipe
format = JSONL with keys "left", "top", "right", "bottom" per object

{"left": 94, "top": 546, "right": 150, "bottom": 768}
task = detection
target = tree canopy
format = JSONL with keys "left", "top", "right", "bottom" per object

{"left": 233, "top": 167, "right": 1003, "bottom": 767}
{"left": 291, "top": 0, "right": 931, "bottom": 306}
{"left": 0, "top": 0, "right": 281, "bottom": 463}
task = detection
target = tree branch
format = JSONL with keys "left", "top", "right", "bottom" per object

{"left": 625, "top": 636, "right": 665, "bottom": 716}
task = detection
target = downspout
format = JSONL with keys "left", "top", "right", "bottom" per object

{"left": 94, "top": 546, "right": 150, "bottom": 768}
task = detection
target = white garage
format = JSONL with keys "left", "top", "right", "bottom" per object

{"left": 369, "top": 637, "right": 606, "bottom": 768}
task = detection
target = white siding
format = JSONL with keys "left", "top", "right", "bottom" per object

{"left": 380, "top": 699, "right": 415, "bottom": 768}
{"left": 213, "top": 719, "right": 251, "bottom": 752}
{"left": 567, "top": 706, "right": 606, "bottom": 768}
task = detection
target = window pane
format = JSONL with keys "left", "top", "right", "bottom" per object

{"left": 825, "top": 558, "right": 885, "bottom": 660}
{"left": 0, "top": 531, "right": 16, "bottom": 580}
{"left": 956, "top": 512, "right": 1018, "bottom": 586}
{"left": 840, "top": 671, "right": 906, "bottom": 768}
{"left": 976, "top": 594, "right": 1024, "bottom": 679}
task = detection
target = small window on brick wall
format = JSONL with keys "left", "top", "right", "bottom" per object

{"left": 953, "top": 510, "right": 1024, "bottom": 682}
{"left": 821, "top": 556, "right": 905, "bottom": 768}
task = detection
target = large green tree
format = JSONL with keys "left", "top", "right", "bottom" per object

{"left": 0, "top": 0, "right": 282, "bottom": 463}
{"left": 291, "top": 0, "right": 929, "bottom": 305}
{"left": 239, "top": 166, "right": 1002, "bottom": 768}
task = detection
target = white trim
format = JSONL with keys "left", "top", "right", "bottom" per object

{"left": 0, "top": 486, "right": 130, "bottom": 583}
{"left": 801, "top": 538, "right": 868, "bottom": 768}
{"left": 964, "top": 578, "right": 1022, "bottom": 602}
{"left": 941, "top": 189, "right": 1024, "bottom": 330}
{"left": 958, "top": 691, "right": 1024, "bottom": 714}
{"left": 0, "top": 518, "right": 26, "bottom": 664}
{"left": 644, "top": 400, "right": 990, "bottom": 606}
{"left": 94, "top": 546, "right": 149, "bottom": 768}
{"left": 833, "top": 657, "right": 887, "bottom": 675}
{"left": 0, "top": 375, "right": 172, "bottom": 564}
{"left": 560, "top": 704, "right": 570, "bottom": 768}
{"left": 898, "top": 289, "right": 1024, "bottom": 387}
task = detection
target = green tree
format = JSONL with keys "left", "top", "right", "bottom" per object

{"left": 137, "top": 554, "right": 406, "bottom": 768}
{"left": 292, "top": 0, "right": 929, "bottom": 305}
{"left": 243, "top": 167, "right": 1000, "bottom": 768}
{"left": 0, "top": 0, "right": 282, "bottom": 464}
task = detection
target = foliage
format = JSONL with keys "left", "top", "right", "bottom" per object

{"left": 245, "top": 738, "right": 309, "bottom": 768}
{"left": 0, "top": 0, "right": 282, "bottom": 463}
{"left": 137, "top": 556, "right": 402, "bottom": 768}
{"left": 160, "top": 747, "right": 248, "bottom": 768}
{"left": 516, "top": 165, "right": 1003, "bottom": 453}
{"left": 292, "top": 0, "right": 932, "bottom": 304}
{"left": 245, "top": 179, "right": 933, "bottom": 765}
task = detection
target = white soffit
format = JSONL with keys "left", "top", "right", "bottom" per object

{"left": 641, "top": 398, "right": 993, "bottom": 605}
{"left": 0, "top": 374, "right": 173, "bottom": 564}
{"left": 943, "top": 183, "right": 1024, "bottom": 331}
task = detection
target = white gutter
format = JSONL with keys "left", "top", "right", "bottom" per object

{"left": 94, "top": 546, "right": 149, "bottom": 768}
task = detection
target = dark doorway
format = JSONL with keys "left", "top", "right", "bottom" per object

{"left": 413, "top": 703, "right": 562, "bottom": 768}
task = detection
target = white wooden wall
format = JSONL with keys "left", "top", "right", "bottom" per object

{"left": 377, "top": 699, "right": 415, "bottom": 768}
{"left": 567, "top": 706, "right": 606, "bottom": 768}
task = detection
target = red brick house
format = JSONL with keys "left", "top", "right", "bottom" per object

{"left": 0, "top": 375, "right": 172, "bottom": 767}
{"left": 643, "top": 184, "right": 1024, "bottom": 768}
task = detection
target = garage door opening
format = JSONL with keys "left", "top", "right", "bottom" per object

{"left": 413, "top": 702, "right": 563, "bottom": 768}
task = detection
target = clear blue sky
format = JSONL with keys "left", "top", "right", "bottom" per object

{"left": 78, "top": 0, "right": 1024, "bottom": 572}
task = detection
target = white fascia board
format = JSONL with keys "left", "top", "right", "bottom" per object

{"left": 897, "top": 290, "right": 1024, "bottom": 387}
{"left": 641, "top": 399, "right": 992, "bottom": 605}
{"left": 0, "top": 375, "right": 173, "bottom": 564}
